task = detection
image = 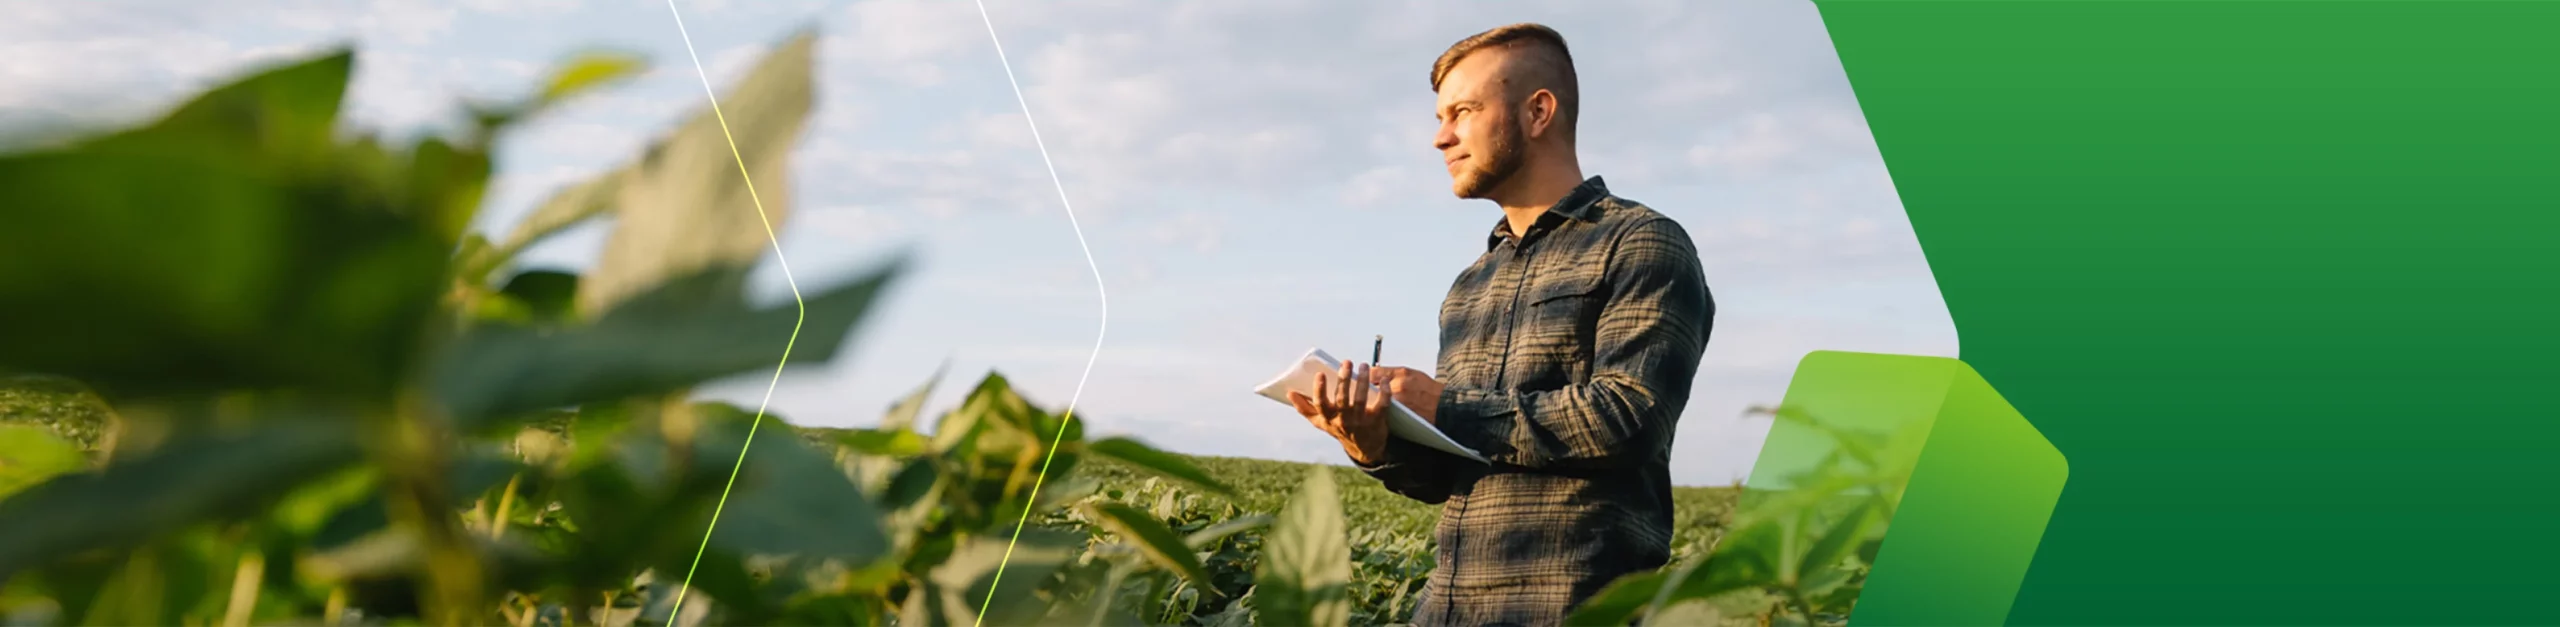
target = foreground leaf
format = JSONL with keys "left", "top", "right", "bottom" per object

{"left": 540, "top": 51, "right": 649, "bottom": 105}
{"left": 1796, "top": 498, "right": 1880, "bottom": 590}
{"left": 432, "top": 261, "right": 901, "bottom": 427}
{"left": 0, "top": 425, "right": 87, "bottom": 500}
{"left": 490, "top": 168, "right": 625, "bottom": 269}
{"left": 905, "top": 529, "right": 1079, "bottom": 627}
{"left": 497, "top": 269, "right": 581, "bottom": 324}
{"left": 1564, "top": 570, "right": 1669, "bottom": 626}
{"left": 581, "top": 30, "right": 817, "bottom": 314}
{"left": 1256, "top": 465, "right": 1351, "bottom": 627}
{"left": 691, "top": 403, "right": 890, "bottom": 562}
{"left": 0, "top": 423, "right": 362, "bottom": 579}
{"left": 0, "top": 48, "right": 454, "bottom": 399}
{"left": 1663, "top": 517, "right": 1788, "bottom": 605}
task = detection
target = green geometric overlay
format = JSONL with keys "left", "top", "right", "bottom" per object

{"left": 1749, "top": 351, "right": 2066, "bottom": 626}
{"left": 1811, "top": 1, "right": 2560, "bottom": 623}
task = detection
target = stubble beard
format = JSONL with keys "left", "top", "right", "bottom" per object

{"left": 1451, "top": 121, "right": 1526, "bottom": 200}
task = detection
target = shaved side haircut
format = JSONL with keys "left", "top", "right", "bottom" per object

{"left": 1431, "top": 22, "right": 1581, "bottom": 141}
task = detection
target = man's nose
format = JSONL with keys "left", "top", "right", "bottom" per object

{"left": 1433, "top": 124, "right": 1458, "bottom": 151}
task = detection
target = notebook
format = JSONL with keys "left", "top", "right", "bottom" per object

{"left": 1252, "top": 348, "right": 1489, "bottom": 464}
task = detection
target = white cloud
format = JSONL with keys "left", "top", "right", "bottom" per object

{"left": 826, "top": 0, "right": 987, "bottom": 86}
{"left": 462, "top": 0, "right": 583, "bottom": 16}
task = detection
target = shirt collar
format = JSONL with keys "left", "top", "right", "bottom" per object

{"left": 1486, "top": 176, "right": 1610, "bottom": 251}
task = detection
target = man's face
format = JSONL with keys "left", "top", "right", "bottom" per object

{"left": 1434, "top": 51, "right": 1527, "bottom": 200}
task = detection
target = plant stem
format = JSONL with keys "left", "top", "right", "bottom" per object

{"left": 491, "top": 474, "right": 523, "bottom": 539}
{"left": 220, "top": 549, "right": 265, "bottom": 627}
{"left": 379, "top": 391, "right": 485, "bottom": 627}
{"left": 323, "top": 587, "right": 347, "bottom": 627}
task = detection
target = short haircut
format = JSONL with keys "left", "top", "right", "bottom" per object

{"left": 1430, "top": 23, "right": 1580, "bottom": 139}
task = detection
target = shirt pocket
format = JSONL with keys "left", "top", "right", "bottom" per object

{"left": 1512, "top": 270, "right": 1605, "bottom": 383}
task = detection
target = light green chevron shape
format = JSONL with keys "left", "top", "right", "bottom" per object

{"left": 1745, "top": 350, "right": 2067, "bottom": 627}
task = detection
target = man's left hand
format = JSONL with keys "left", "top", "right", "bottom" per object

{"left": 1369, "top": 365, "right": 1446, "bottom": 425}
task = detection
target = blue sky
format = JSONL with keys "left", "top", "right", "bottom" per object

{"left": 4, "top": 0, "right": 1958, "bottom": 485}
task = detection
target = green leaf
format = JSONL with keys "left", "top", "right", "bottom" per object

{"left": 1031, "top": 475, "right": 1101, "bottom": 513}
{"left": 1564, "top": 570, "right": 1669, "bottom": 626}
{"left": 0, "top": 423, "right": 362, "bottom": 579}
{"left": 498, "top": 269, "right": 581, "bottom": 324}
{"left": 491, "top": 167, "right": 625, "bottom": 267}
{"left": 568, "top": 402, "right": 635, "bottom": 467}
{"left": 99, "top": 46, "right": 353, "bottom": 162}
{"left": 1083, "top": 502, "right": 1215, "bottom": 589}
{"left": 1666, "top": 518, "right": 1787, "bottom": 604}
{"left": 403, "top": 134, "right": 493, "bottom": 246}
{"left": 1185, "top": 514, "right": 1271, "bottom": 551}
{"left": 540, "top": 51, "right": 648, "bottom": 105}
{"left": 1255, "top": 465, "right": 1351, "bottom": 627}
{"left": 0, "top": 47, "right": 453, "bottom": 399}
{"left": 432, "top": 260, "right": 901, "bottom": 426}
{"left": 909, "top": 529, "right": 1079, "bottom": 627}
{"left": 1087, "top": 436, "right": 1235, "bottom": 499}
{"left": 1749, "top": 405, "right": 1886, "bottom": 471}
{"left": 1795, "top": 499, "right": 1879, "bottom": 589}
{"left": 581, "top": 31, "right": 817, "bottom": 314}
{"left": 691, "top": 404, "right": 890, "bottom": 562}
{"left": 1649, "top": 599, "right": 1725, "bottom": 626}
{"left": 880, "top": 366, "right": 945, "bottom": 433}
{"left": 309, "top": 446, "right": 527, "bottom": 551}
{"left": 832, "top": 428, "right": 928, "bottom": 458}
{"left": 0, "top": 425, "right": 87, "bottom": 500}
{"left": 453, "top": 232, "right": 500, "bottom": 285}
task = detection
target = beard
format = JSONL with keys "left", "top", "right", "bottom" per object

{"left": 1450, "top": 121, "right": 1526, "bottom": 200}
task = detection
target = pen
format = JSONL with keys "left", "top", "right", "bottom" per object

{"left": 1372, "top": 335, "right": 1382, "bottom": 367}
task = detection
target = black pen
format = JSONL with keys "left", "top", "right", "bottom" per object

{"left": 1372, "top": 335, "right": 1383, "bottom": 367}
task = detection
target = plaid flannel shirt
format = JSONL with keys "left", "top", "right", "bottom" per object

{"left": 1358, "top": 176, "right": 1714, "bottom": 627}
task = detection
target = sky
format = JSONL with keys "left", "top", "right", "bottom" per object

{"left": 2, "top": 0, "right": 1959, "bottom": 486}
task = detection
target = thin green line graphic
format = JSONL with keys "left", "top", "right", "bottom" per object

{"left": 969, "top": 0, "right": 1112, "bottom": 624}
{"left": 656, "top": 1, "right": 808, "bottom": 623}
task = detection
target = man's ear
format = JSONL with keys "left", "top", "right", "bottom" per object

{"left": 1522, "top": 89, "right": 1560, "bottom": 140}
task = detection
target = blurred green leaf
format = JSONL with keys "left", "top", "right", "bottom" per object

{"left": 688, "top": 404, "right": 889, "bottom": 562}
{"left": 1256, "top": 465, "right": 1350, "bottom": 627}
{"left": 1184, "top": 515, "right": 1271, "bottom": 551}
{"left": 1649, "top": 598, "right": 1725, "bottom": 626}
{"left": 540, "top": 51, "right": 648, "bottom": 105}
{"left": 0, "top": 425, "right": 87, "bottom": 500}
{"left": 309, "top": 446, "right": 526, "bottom": 552}
{"left": 1563, "top": 569, "right": 1667, "bottom": 626}
{"left": 80, "top": 537, "right": 220, "bottom": 626}
{"left": 832, "top": 428, "right": 928, "bottom": 458}
{"left": 0, "top": 47, "right": 458, "bottom": 400}
{"left": 491, "top": 168, "right": 625, "bottom": 268}
{"left": 497, "top": 269, "right": 581, "bottom": 325}
{"left": 1666, "top": 517, "right": 1786, "bottom": 605}
{"left": 432, "top": 260, "right": 901, "bottom": 426}
{"left": 880, "top": 366, "right": 944, "bottom": 433}
{"left": 1796, "top": 499, "right": 1878, "bottom": 589}
{"left": 0, "top": 423, "right": 362, "bottom": 580}
{"left": 1087, "top": 437, "right": 1234, "bottom": 499}
{"left": 907, "top": 529, "right": 1078, "bottom": 627}
{"left": 581, "top": 31, "right": 816, "bottom": 314}
{"left": 1083, "top": 502, "right": 1215, "bottom": 590}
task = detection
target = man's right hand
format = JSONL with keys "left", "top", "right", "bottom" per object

{"left": 1289, "top": 359, "right": 1392, "bottom": 466}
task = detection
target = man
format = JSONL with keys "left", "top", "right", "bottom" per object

{"left": 1288, "top": 23, "right": 1714, "bottom": 627}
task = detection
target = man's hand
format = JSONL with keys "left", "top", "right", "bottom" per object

{"left": 1289, "top": 360, "right": 1391, "bottom": 466}
{"left": 1370, "top": 365, "right": 1445, "bottom": 425}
